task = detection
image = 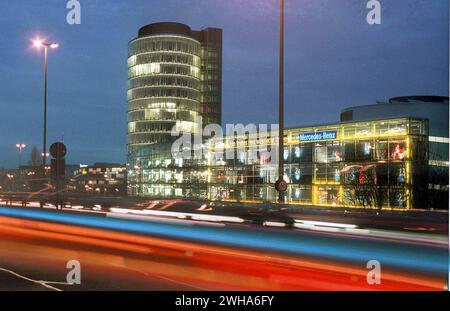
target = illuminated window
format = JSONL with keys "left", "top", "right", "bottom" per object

{"left": 129, "top": 63, "right": 161, "bottom": 78}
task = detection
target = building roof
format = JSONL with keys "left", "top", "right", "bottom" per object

{"left": 138, "top": 22, "right": 193, "bottom": 38}
{"left": 342, "top": 96, "right": 449, "bottom": 111}
{"left": 389, "top": 96, "right": 449, "bottom": 104}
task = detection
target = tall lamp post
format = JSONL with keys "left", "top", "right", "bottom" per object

{"left": 275, "top": 0, "right": 287, "bottom": 203}
{"left": 15, "top": 143, "right": 26, "bottom": 168}
{"left": 33, "top": 39, "right": 59, "bottom": 173}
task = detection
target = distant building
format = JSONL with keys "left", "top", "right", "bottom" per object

{"left": 69, "top": 163, "right": 127, "bottom": 196}
{"left": 0, "top": 168, "right": 24, "bottom": 192}
{"left": 0, "top": 166, "right": 44, "bottom": 192}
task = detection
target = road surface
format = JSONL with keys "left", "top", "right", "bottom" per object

{"left": 0, "top": 205, "right": 447, "bottom": 291}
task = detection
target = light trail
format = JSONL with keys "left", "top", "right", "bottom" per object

{"left": 0, "top": 206, "right": 447, "bottom": 277}
{"left": 294, "top": 219, "right": 358, "bottom": 229}
{"left": 0, "top": 215, "right": 444, "bottom": 290}
{"left": 110, "top": 207, "right": 245, "bottom": 223}
{"left": 263, "top": 221, "right": 287, "bottom": 227}
{"left": 107, "top": 212, "right": 226, "bottom": 227}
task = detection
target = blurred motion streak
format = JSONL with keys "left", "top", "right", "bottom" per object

{"left": 0, "top": 207, "right": 447, "bottom": 290}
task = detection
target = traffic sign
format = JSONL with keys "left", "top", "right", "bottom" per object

{"left": 275, "top": 179, "right": 288, "bottom": 192}
{"left": 50, "top": 142, "right": 67, "bottom": 159}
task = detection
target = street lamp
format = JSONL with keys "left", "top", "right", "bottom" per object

{"left": 15, "top": 143, "right": 26, "bottom": 168}
{"left": 275, "top": 0, "right": 287, "bottom": 203}
{"left": 33, "top": 38, "right": 59, "bottom": 174}
{"left": 41, "top": 152, "right": 50, "bottom": 174}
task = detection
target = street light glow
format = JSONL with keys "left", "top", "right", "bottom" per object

{"left": 32, "top": 38, "right": 59, "bottom": 49}
{"left": 33, "top": 39, "right": 43, "bottom": 47}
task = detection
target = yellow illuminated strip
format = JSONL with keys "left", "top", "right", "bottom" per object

{"left": 314, "top": 181, "right": 340, "bottom": 186}
{"left": 406, "top": 136, "right": 411, "bottom": 210}
{"left": 312, "top": 185, "right": 317, "bottom": 205}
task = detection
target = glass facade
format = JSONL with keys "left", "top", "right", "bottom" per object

{"left": 206, "top": 118, "right": 432, "bottom": 209}
{"left": 128, "top": 35, "right": 202, "bottom": 148}
{"left": 127, "top": 24, "right": 223, "bottom": 197}
{"left": 196, "top": 29, "right": 223, "bottom": 126}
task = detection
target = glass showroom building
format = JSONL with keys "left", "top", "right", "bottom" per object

{"left": 128, "top": 114, "right": 447, "bottom": 209}
{"left": 127, "top": 22, "right": 222, "bottom": 196}
{"left": 203, "top": 96, "right": 449, "bottom": 209}
{"left": 127, "top": 96, "right": 448, "bottom": 209}
{"left": 207, "top": 118, "right": 432, "bottom": 209}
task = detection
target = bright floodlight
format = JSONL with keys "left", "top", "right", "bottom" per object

{"left": 33, "top": 39, "right": 43, "bottom": 47}
{"left": 33, "top": 38, "right": 58, "bottom": 49}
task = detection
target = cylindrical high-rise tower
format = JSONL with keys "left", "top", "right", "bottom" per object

{"left": 128, "top": 22, "right": 202, "bottom": 150}
{"left": 127, "top": 22, "right": 222, "bottom": 197}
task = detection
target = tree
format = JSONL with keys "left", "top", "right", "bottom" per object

{"left": 342, "top": 165, "right": 386, "bottom": 210}
{"left": 342, "top": 163, "right": 408, "bottom": 210}
{"left": 29, "top": 146, "right": 40, "bottom": 167}
{"left": 27, "top": 146, "right": 43, "bottom": 192}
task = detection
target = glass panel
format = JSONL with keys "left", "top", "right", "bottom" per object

{"left": 387, "top": 120, "right": 407, "bottom": 135}
{"left": 298, "top": 143, "right": 313, "bottom": 163}
{"left": 327, "top": 141, "right": 343, "bottom": 162}
{"left": 290, "top": 186, "right": 312, "bottom": 203}
{"left": 299, "top": 166, "right": 313, "bottom": 184}
{"left": 375, "top": 139, "right": 389, "bottom": 161}
{"left": 355, "top": 140, "right": 374, "bottom": 161}
{"left": 410, "top": 119, "right": 425, "bottom": 135}
{"left": 374, "top": 121, "right": 390, "bottom": 135}
{"left": 344, "top": 141, "right": 356, "bottom": 162}
{"left": 315, "top": 142, "right": 327, "bottom": 163}
{"left": 317, "top": 186, "right": 339, "bottom": 205}
{"left": 315, "top": 165, "right": 327, "bottom": 181}
{"left": 389, "top": 139, "right": 407, "bottom": 161}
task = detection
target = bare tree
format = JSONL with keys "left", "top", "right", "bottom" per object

{"left": 343, "top": 165, "right": 385, "bottom": 210}
{"left": 27, "top": 146, "right": 43, "bottom": 192}
{"left": 29, "top": 146, "right": 40, "bottom": 167}
{"left": 342, "top": 163, "right": 409, "bottom": 210}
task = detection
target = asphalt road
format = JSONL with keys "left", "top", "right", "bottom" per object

{"left": 0, "top": 205, "right": 447, "bottom": 291}
{"left": 0, "top": 237, "right": 206, "bottom": 291}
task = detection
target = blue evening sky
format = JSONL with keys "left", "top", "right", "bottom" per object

{"left": 0, "top": 0, "right": 448, "bottom": 167}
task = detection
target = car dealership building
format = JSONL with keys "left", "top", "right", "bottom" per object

{"left": 130, "top": 97, "right": 448, "bottom": 210}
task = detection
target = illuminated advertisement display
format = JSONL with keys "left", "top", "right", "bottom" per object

{"left": 299, "top": 131, "right": 337, "bottom": 142}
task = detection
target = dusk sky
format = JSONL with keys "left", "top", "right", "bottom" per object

{"left": 0, "top": 0, "right": 448, "bottom": 168}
